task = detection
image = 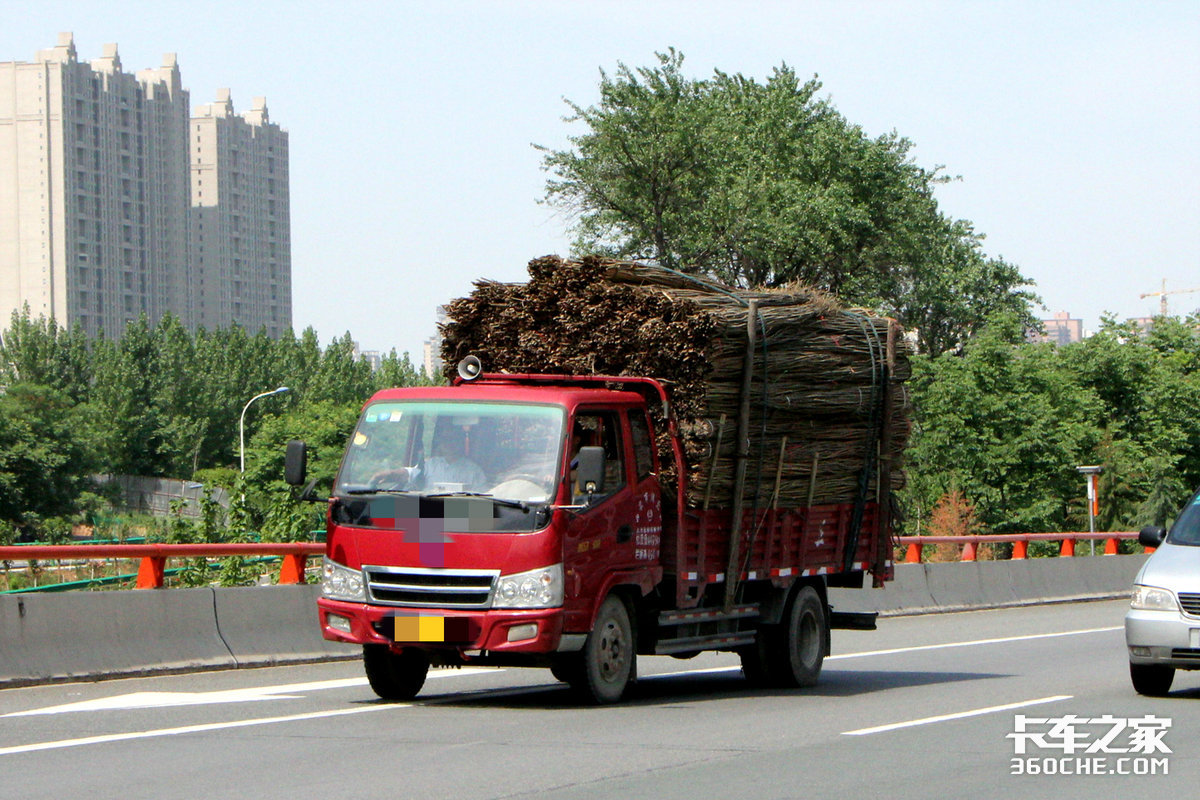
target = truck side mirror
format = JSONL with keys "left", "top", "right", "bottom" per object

{"left": 1139, "top": 525, "right": 1167, "bottom": 548}
{"left": 575, "top": 446, "right": 606, "bottom": 496}
{"left": 285, "top": 439, "right": 308, "bottom": 486}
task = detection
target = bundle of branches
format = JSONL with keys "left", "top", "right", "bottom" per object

{"left": 441, "top": 256, "right": 911, "bottom": 509}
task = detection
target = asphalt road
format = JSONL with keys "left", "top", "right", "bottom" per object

{"left": 0, "top": 599, "right": 1195, "bottom": 800}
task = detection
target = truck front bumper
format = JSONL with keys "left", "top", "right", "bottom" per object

{"left": 317, "top": 597, "right": 579, "bottom": 655}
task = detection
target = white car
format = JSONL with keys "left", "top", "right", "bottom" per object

{"left": 1124, "top": 487, "right": 1200, "bottom": 696}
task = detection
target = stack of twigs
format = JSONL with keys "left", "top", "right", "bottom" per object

{"left": 440, "top": 256, "right": 910, "bottom": 509}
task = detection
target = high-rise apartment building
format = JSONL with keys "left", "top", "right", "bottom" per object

{"left": 0, "top": 34, "right": 291, "bottom": 340}
{"left": 191, "top": 90, "right": 290, "bottom": 337}
{"left": 0, "top": 33, "right": 191, "bottom": 338}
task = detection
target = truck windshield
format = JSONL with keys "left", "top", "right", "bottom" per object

{"left": 1168, "top": 489, "right": 1200, "bottom": 547}
{"left": 335, "top": 401, "right": 566, "bottom": 505}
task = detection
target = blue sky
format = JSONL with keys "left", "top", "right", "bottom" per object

{"left": 4, "top": 0, "right": 1198, "bottom": 358}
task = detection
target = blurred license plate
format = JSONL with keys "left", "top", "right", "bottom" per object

{"left": 390, "top": 616, "right": 474, "bottom": 643}
{"left": 393, "top": 616, "right": 444, "bottom": 642}
{"left": 1191, "top": 628, "right": 1199, "bottom": 649}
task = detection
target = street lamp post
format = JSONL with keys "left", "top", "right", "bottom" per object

{"left": 240, "top": 387, "right": 290, "bottom": 472}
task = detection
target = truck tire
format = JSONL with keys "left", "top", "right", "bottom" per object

{"left": 1130, "top": 663, "right": 1174, "bottom": 696}
{"left": 550, "top": 657, "right": 584, "bottom": 684}
{"left": 579, "top": 595, "right": 635, "bottom": 704}
{"left": 777, "top": 586, "right": 826, "bottom": 687}
{"left": 363, "top": 644, "right": 430, "bottom": 701}
{"left": 740, "top": 585, "right": 826, "bottom": 688}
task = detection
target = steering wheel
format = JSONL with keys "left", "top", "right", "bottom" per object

{"left": 369, "top": 469, "right": 411, "bottom": 491}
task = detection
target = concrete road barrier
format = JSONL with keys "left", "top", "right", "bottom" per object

{"left": 1, "top": 556, "right": 1148, "bottom": 687}
{"left": 0, "top": 588, "right": 236, "bottom": 686}
{"left": 213, "top": 584, "right": 356, "bottom": 666}
{"left": 829, "top": 554, "right": 1146, "bottom": 617}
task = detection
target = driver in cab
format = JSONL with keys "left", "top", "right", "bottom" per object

{"left": 423, "top": 429, "right": 487, "bottom": 491}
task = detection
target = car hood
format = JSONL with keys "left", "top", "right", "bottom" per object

{"left": 1136, "top": 542, "right": 1200, "bottom": 595}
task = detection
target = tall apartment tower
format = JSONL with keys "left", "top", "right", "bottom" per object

{"left": 0, "top": 33, "right": 191, "bottom": 338}
{"left": 190, "top": 90, "right": 291, "bottom": 337}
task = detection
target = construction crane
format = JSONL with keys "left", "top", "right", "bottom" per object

{"left": 1140, "top": 279, "right": 1200, "bottom": 316}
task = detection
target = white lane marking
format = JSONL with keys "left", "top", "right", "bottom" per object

{"left": 642, "top": 625, "right": 1123, "bottom": 681}
{"left": 843, "top": 695, "right": 1074, "bottom": 736}
{"left": 3, "top": 669, "right": 494, "bottom": 717}
{"left": 826, "top": 626, "right": 1121, "bottom": 661}
{"left": 0, "top": 705, "right": 402, "bottom": 757}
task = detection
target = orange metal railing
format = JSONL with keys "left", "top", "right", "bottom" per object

{"left": 896, "top": 532, "right": 1143, "bottom": 563}
{"left": 0, "top": 543, "right": 325, "bottom": 589}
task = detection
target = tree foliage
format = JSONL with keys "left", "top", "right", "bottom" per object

{"left": 0, "top": 308, "right": 434, "bottom": 538}
{"left": 539, "top": 49, "right": 1038, "bottom": 354}
{"left": 904, "top": 314, "right": 1200, "bottom": 536}
{"left": 0, "top": 383, "right": 104, "bottom": 530}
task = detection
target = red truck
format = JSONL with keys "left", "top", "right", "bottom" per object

{"left": 285, "top": 361, "right": 895, "bottom": 704}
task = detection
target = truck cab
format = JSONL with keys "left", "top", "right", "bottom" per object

{"left": 290, "top": 376, "right": 666, "bottom": 703}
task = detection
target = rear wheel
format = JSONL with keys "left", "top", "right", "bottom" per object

{"left": 1130, "top": 662, "right": 1174, "bottom": 697}
{"left": 363, "top": 644, "right": 430, "bottom": 701}
{"left": 741, "top": 585, "right": 827, "bottom": 688}
{"left": 576, "top": 595, "right": 635, "bottom": 704}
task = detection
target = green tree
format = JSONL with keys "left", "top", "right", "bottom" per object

{"left": 0, "top": 383, "right": 104, "bottom": 534}
{"left": 242, "top": 400, "right": 361, "bottom": 540}
{"left": 0, "top": 307, "right": 92, "bottom": 401}
{"left": 904, "top": 316, "right": 1102, "bottom": 534}
{"left": 539, "top": 49, "right": 1037, "bottom": 354}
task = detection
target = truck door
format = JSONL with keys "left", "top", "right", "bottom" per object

{"left": 626, "top": 409, "right": 663, "bottom": 566}
{"left": 562, "top": 409, "right": 639, "bottom": 626}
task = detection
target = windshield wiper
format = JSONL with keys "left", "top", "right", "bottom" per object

{"left": 341, "top": 486, "right": 416, "bottom": 496}
{"left": 424, "top": 491, "right": 530, "bottom": 512}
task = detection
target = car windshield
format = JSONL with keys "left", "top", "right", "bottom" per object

{"left": 335, "top": 400, "right": 565, "bottom": 504}
{"left": 1167, "top": 489, "right": 1200, "bottom": 547}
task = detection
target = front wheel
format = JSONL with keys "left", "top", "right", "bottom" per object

{"left": 363, "top": 644, "right": 430, "bottom": 701}
{"left": 1130, "top": 662, "right": 1174, "bottom": 697}
{"left": 577, "top": 595, "right": 635, "bottom": 704}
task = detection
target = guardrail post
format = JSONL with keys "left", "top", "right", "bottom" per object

{"left": 1060, "top": 537, "right": 1075, "bottom": 557}
{"left": 961, "top": 541, "right": 977, "bottom": 561}
{"left": 279, "top": 553, "right": 308, "bottom": 584}
{"left": 136, "top": 556, "right": 167, "bottom": 589}
{"left": 1012, "top": 539, "right": 1027, "bottom": 559}
{"left": 905, "top": 542, "right": 922, "bottom": 563}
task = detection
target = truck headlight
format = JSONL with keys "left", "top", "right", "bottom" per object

{"left": 493, "top": 564, "right": 564, "bottom": 609}
{"left": 1131, "top": 584, "right": 1179, "bottom": 613}
{"left": 322, "top": 557, "right": 366, "bottom": 602}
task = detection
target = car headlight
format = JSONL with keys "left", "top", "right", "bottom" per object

{"left": 493, "top": 564, "right": 564, "bottom": 609}
{"left": 322, "top": 557, "right": 366, "bottom": 602}
{"left": 1130, "top": 584, "right": 1179, "bottom": 613}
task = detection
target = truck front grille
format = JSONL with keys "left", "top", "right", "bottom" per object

{"left": 1177, "top": 592, "right": 1200, "bottom": 618}
{"left": 364, "top": 565, "right": 498, "bottom": 608}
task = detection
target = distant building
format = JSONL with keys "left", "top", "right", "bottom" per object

{"left": 0, "top": 33, "right": 191, "bottom": 338}
{"left": 1029, "top": 311, "right": 1084, "bottom": 346}
{"left": 423, "top": 305, "right": 448, "bottom": 380}
{"left": 352, "top": 341, "right": 382, "bottom": 372}
{"left": 0, "top": 34, "right": 291, "bottom": 339}
{"left": 1127, "top": 317, "right": 1156, "bottom": 337}
{"left": 190, "top": 90, "right": 291, "bottom": 337}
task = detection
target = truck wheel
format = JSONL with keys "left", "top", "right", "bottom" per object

{"left": 739, "top": 634, "right": 774, "bottom": 686}
{"left": 550, "top": 657, "right": 583, "bottom": 684}
{"left": 742, "top": 585, "right": 826, "bottom": 688}
{"left": 580, "top": 595, "right": 635, "bottom": 704}
{"left": 777, "top": 586, "right": 826, "bottom": 687}
{"left": 1130, "top": 663, "right": 1174, "bottom": 696}
{"left": 363, "top": 644, "right": 430, "bottom": 701}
